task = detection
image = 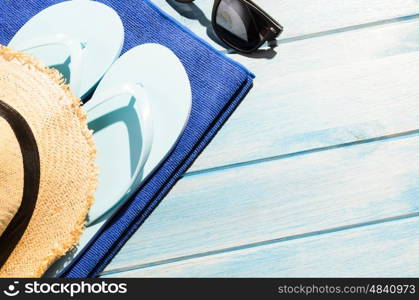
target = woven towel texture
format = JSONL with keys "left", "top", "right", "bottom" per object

{"left": 0, "top": 0, "right": 254, "bottom": 277}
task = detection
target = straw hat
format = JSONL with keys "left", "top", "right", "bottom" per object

{"left": 0, "top": 45, "right": 97, "bottom": 277}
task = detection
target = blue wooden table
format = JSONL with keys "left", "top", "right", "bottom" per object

{"left": 102, "top": 0, "right": 419, "bottom": 277}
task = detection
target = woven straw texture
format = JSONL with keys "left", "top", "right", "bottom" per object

{"left": 0, "top": 120, "right": 23, "bottom": 237}
{"left": 0, "top": 45, "right": 97, "bottom": 277}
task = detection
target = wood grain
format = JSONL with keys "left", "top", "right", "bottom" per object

{"left": 157, "top": 0, "right": 419, "bottom": 44}
{"left": 99, "top": 1, "right": 419, "bottom": 277}
{"left": 188, "top": 19, "right": 419, "bottom": 172}
{"left": 104, "top": 215, "right": 419, "bottom": 277}
{"left": 104, "top": 133, "right": 419, "bottom": 273}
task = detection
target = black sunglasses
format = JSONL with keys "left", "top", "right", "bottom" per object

{"left": 175, "top": 0, "right": 283, "bottom": 53}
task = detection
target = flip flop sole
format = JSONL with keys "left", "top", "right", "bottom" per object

{"left": 87, "top": 43, "right": 191, "bottom": 223}
{"left": 44, "top": 43, "right": 191, "bottom": 277}
{"left": 8, "top": 0, "right": 124, "bottom": 99}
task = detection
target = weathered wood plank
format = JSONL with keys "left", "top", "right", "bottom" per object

{"left": 104, "top": 133, "right": 419, "bottom": 272}
{"left": 187, "top": 19, "right": 419, "bottom": 172}
{"left": 104, "top": 215, "right": 419, "bottom": 277}
{"left": 100, "top": 1, "right": 419, "bottom": 276}
{"left": 158, "top": 0, "right": 419, "bottom": 44}
{"left": 159, "top": 1, "right": 419, "bottom": 84}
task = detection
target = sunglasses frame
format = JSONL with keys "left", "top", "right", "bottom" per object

{"left": 0, "top": 99, "right": 40, "bottom": 268}
{"left": 176, "top": 0, "right": 283, "bottom": 53}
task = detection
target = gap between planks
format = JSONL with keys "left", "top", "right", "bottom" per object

{"left": 276, "top": 13, "right": 419, "bottom": 45}
{"left": 102, "top": 212, "right": 419, "bottom": 276}
{"left": 103, "top": 18, "right": 418, "bottom": 270}
{"left": 187, "top": 33, "right": 419, "bottom": 172}
{"left": 101, "top": 1, "right": 419, "bottom": 276}
{"left": 185, "top": 129, "right": 419, "bottom": 178}
{"left": 157, "top": 0, "right": 419, "bottom": 174}
{"left": 104, "top": 132, "right": 419, "bottom": 272}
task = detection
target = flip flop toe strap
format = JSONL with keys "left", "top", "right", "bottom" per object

{"left": 0, "top": 100, "right": 40, "bottom": 268}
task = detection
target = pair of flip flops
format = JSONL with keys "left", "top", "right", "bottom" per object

{"left": 9, "top": 1, "right": 191, "bottom": 232}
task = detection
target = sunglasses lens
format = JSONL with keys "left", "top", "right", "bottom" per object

{"left": 215, "top": 0, "right": 261, "bottom": 51}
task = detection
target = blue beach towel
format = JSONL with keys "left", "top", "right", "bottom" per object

{"left": 0, "top": 0, "right": 254, "bottom": 277}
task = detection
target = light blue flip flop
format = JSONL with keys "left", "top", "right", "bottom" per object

{"left": 8, "top": 0, "right": 124, "bottom": 99}
{"left": 44, "top": 43, "right": 191, "bottom": 277}
{"left": 84, "top": 43, "right": 192, "bottom": 226}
